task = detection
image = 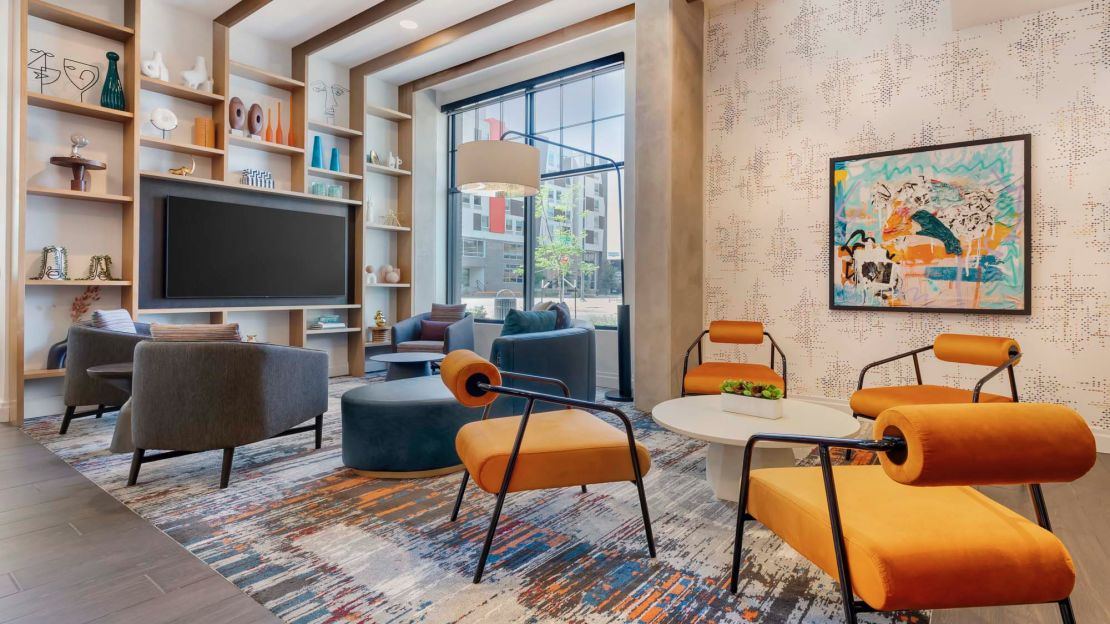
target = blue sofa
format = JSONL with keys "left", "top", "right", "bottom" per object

{"left": 487, "top": 320, "right": 596, "bottom": 417}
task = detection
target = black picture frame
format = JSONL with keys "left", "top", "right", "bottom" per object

{"left": 828, "top": 134, "right": 1032, "bottom": 315}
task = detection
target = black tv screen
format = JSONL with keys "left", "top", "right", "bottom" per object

{"left": 164, "top": 196, "right": 347, "bottom": 298}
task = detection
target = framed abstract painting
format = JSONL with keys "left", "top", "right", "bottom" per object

{"left": 829, "top": 134, "right": 1031, "bottom": 314}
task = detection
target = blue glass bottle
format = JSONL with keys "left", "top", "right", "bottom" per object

{"left": 99, "top": 52, "right": 125, "bottom": 111}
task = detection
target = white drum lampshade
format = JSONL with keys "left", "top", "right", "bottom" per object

{"left": 456, "top": 140, "right": 541, "bottom": 197}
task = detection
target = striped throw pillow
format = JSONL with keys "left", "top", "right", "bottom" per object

{"left": 150, "top": 323, "right": 242, "bottom": 342}
{"left": 429, "top": 303, "right": 466, "bottom": 322}
{"left": 90, "top": 309, "right": 136, "bottom": 334}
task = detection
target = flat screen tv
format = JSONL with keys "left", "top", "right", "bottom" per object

{"left": 164, "top": 196, "right": 347, "bottom": 298}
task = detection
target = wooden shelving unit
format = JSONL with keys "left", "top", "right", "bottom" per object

{"left": 367, "top": 282, "right": 410, "bottom": 288}
{"left": 307, "top": 119, "right": 362, "bottom": 138}
{"left": 25, "top": 280, "right": 132, "bottom": 287}
{"left": 306, "top": 327, "right": 361, "bottom": 336}
{"left": 140, "top": 76, "right": 223, "bottom": 104}
{"left": 140, "top": 171, "right": 360, "bottom": 206}
{"left": 227, "top": 134, "right": 304, "bottom": 155}
{"left": 366, "top": 223, "right": 411, "bottom": 232}
{"left": 365, "top": 162, "right": 411, "bottom": 177}
{"left": 366, "top": 103, "right": 411, "bottom": 122}
{"left": 229, "top": 61, "right": 304, "bottom": 90}
{"left": 26, "top": 187, "right": 132, "bottom": 203}
{"left": 27, "top": 0, "right": 134, "bottom": 41}
{"left": 23, "top": 368, "right": 66, "bottom": 380}
{"left": 308, "top": 167, "right": 361, "bottom": 182}
{"left": 140, "top": 135, "right": 224, "bottom": 157}
{"left": 27, "top": 92, "right": 133, "bottom": 122}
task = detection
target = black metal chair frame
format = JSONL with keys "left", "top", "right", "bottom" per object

{"left": 853, "top": 345, "right": 1022, "bottom": 420}
{"left": 728, "top": 432, "right": 1076, "bottom": 624}
{"left": 126, "top": 414, "right": 324, "bottom": 489}
{"left": 449, "top": 370, "right": 655, "bottom": 584}
{"left": 681, "top": 330, "right": 788, "bottom": 397}
{"left": 60, "top": 403, "right": 121, "bottom": 434}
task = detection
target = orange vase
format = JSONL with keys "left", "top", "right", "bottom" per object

{"left": 264, "top": 107, "right": 273, "bottom": 142}
{"left": 287, "top": 121, "right": 295, "bottom": 147}
{"left": 275, "top": 102, "right": 285, "bottom": 145}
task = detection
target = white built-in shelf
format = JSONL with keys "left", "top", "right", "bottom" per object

{"left": 140, "top": 171, "right": 361, "bottom": 206}
{"left": 27, "top": 187, "right": 131, "bottom": 203}
{"left": 23, "top": 368, "right": 66, "bottom": 380}
{"left": 366, "top": 163, "right": 411, "bottom": 177}
{"left": 28, "top": 0, "right": 134, "bottom": 41}
{"left": 138, "top": 303, "right": 360, "bottom": 315}
{"left": 140, "top": 77, "right": 223, "bottom": 104}
{"left": 367, "top": 282, "right": 410, "bottom": 288}
{"left": 306, "top": 327, "right": 361, "bottom": 336}
{"left": 229, "top": 61, "right": 304, "bottom": 91}
{"left": 366, "top": 104, "right": 410, "bottom": 122}
{"left": 308, "top": 167, "right": 361, "bottom": 182}
{"left": 25, "top": 279, "right": 131, "bottom": 287}
{"left": 366, "top": 223, "right": 411, "bottom": 232}
{"left": 307, "top": 119, "right": 361, "bottom": 138}
{"left": 140, "top": 135, "right": 224, "bottom": 157}
{"left": 228, "top": 134, "right": 304, "bottom": 156}
{"left": 27, "top": 92, "right": 132, "bottom": 122}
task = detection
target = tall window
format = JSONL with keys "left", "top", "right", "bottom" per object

{"left": 446, "top": 55, "right": 625, "bottom": 327}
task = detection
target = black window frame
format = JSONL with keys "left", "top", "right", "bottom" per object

{"left": 444, "top": 53, "right": 626, "bottom": 327}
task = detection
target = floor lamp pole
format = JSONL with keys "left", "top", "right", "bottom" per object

{"left": 499, "top": 131, "right": 633, "bottom": 402}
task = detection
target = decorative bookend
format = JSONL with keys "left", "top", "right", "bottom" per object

{"left": 99, "top": 51, "right": 125, "bottom": 110}
{"left": 30, "top": 246, "right": 68, "bottom": 281}
{"left": 83, "top": 255, "right": 116, "bottom": 280}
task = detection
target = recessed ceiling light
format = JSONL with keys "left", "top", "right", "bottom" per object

{"left": 400, "top": 19, "right": 418, "bottom": 30}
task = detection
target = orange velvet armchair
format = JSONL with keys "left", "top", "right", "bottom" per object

{"left": 440, "top": 350, "right": 655, "bottom": 584}
{"left": 729, "top": 403, "right": 1095, "bottom": 624}
{"left": 682, "top": 320, "right": 787, "bottom": 397}
{"left": 849, "top": 333, "right": 1021, "bottom": 420}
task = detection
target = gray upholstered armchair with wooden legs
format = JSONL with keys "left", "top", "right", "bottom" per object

{"left": 61, "top": 323, "right": 151, "bottom": 434}
{"left": 127, "top": 341, "right": 328, "bottom": 488}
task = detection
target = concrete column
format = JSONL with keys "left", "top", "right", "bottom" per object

{"left": 632, "top": 0, "right": 703, "bottom": 411}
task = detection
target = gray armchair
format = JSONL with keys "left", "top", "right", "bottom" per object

{"left": 391, "top": 312, "right": 474, "bottom": 353}
{"left": 61, "top": 323, "right": 151, "bottom": 434}
{"left": 488, "top": 320, "right": 596, "bottom": 417}
{"left": 127, "top": 341, "right": 328, "bottom": 488}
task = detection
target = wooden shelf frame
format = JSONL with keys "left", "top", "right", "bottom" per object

{"left": 365, "top": 162, "right": 411, "bottom": 177}
{"left": 227, "top": 134, "right": 304, "bottom": 155}
{"left": 140, "top": 171, "right": 360, "bottom": 206}
{"left": 27, "top": 187, "right": 132, "bottom": 203}
{"left": 25, "top": 279, "right": 132, "bottom": 287}
{"left": 140, "top": 76, "right": 224, "bottom": 104}
{"left": 28, "top": 0, "right": 134, "bottom": 41}
{"left": 140, "top": 135, "right": 224, "bottom": 157}
{"left": 27, "top": 92, "right": 134, "bottom": 121}
{"left": 308, "top": 167, "right": 361, "bottom": 182}
{"left": 366, "top": 103, "right": 411, "bottom": 122}
{"left": 24, "top": 368, "right": 66, "bottom": 380}
{"left": 307, "top": 119, "right": 362, "bottom": 138}
{"left": 229, "top": 61, "right": 305, "bottom": 90}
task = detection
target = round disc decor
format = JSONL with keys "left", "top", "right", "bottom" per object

{"left": 228, "top": 97, "right": 245, "bottom": 131}
{"left": 247, "top": 103, "right": 264, "bottom": 136}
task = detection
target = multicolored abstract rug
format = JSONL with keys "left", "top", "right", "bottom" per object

{"left": 24, "top": 378, "right": 927, "bottom": 624}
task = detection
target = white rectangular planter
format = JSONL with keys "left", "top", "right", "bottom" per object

{"left": 720, "top": 393, "right": 784, "bottom": 420}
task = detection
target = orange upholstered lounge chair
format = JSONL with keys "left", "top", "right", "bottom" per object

{"left": 849, "top": 333, "right": 1021, "bottom": 420}
{"left": 729, "top": 403, "right": 1095, "bottom": 623}
{"left": 440, "top": 350, "right": 655, "bottom": 584}
{"left": 682, "top": 320, "right": 787, "bottom": 397}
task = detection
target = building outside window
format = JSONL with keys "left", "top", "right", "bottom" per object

{"left": 446, "top": 55, "right": 625, "bottom": 326}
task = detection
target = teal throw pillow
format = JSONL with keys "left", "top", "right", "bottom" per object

{"left": 501, "top": 309, "right": 557, "bottom": 336}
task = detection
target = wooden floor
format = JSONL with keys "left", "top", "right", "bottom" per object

{"left": 0, "top": 424, "right": 279, "bottom": 624}
{"left": 1, "top": 422, "right": 1106, "bottom": 624}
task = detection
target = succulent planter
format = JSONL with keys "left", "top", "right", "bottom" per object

{"left": 721, "top": 392, "right": 784, "bottom": 420}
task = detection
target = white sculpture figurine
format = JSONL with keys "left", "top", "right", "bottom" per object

{"left": 181, "top": 56, "right": 209, "bottom": 90}
{"left": 141, "top": 50, "right": 169, "bottom": 81}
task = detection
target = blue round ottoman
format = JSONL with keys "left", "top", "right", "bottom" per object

{"left": 341, "top": 376, "right": 484, "bottom": 478}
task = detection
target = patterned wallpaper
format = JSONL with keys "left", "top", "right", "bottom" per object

{"left": 703, "top": 0, "right": 1110, "bottom": 433}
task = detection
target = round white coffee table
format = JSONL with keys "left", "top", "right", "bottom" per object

{"left": 652, "top": 395, "right": 860, "bottom": 501}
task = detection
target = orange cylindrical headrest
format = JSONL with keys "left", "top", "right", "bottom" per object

{"left": 440, "top": 349, "right": 502, "bottom": 407}
{"left": 933, "top": 333, "right": 1020, "bottom": 367}
{"left": 708, "top": 320, "right": 764, "bottom": 344}
{"left": 875, "top": 403, "right": 1095, "bottom": 487}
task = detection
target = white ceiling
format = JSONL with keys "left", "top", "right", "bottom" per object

{"left": 155, "top": 0, "right": 630, "bottom": 86}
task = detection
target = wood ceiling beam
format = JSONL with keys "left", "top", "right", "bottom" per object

{"left": 351, "top": 0, "right": 555, "bottom": 79}
{"left": 214, "top": 0, "right": 273, "bottom": 27}
{"left": 404, "top": 4, "right": 633, "bottom": 92}
{"left": 292, "top": 0, "right": 424, "bottom": 58}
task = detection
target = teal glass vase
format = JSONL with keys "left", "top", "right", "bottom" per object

{"left": 99, "top": 51, "right": 125, "bottom": 111}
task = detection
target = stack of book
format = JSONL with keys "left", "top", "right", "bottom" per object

{"left": 308, "top": 314, "right": 346, "bottom": 330}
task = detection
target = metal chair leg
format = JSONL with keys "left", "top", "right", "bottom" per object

{"left": 59, "top": 406, "right": 76, "bottom": 434}
{"left": 451, "top": 470, "right": 469, "bottom": 522}
{"left": 314, "top": 414, "right": 323, "bottom": 449}
{"left": 1058, "top": 598, "right": 1077, "bottom": 624}
{"left": 127, "top": 448, "right": 145, "bottom": 486}
{"left": 729, "top": 512, "right": 747, "bottom": 593}
{"left": 474, "top": 487, "right": 509, "bottom": 583}
{"left": 580, "top": 485, "right": 587, "bottom": 493}
{"left": 219, "top": 448, "right": 235, "bottom": 489}
{"left": 95, "top": 404, "right": 104, "bottom": 419}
